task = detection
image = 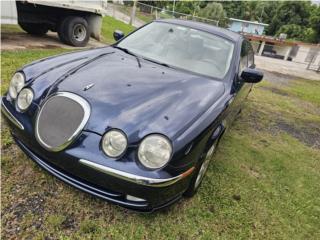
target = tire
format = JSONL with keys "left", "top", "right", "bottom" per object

{"left": 58, "top": 16, "right": 90, "bottom": 47}
{"left": 184, "top": 143, "right": 217, "bottom": 197}
{"left": 18, "top": 22, "right": 48, "bottom": 36}
{"left": 57, "top": 20, "right": 68, "bottom": 44}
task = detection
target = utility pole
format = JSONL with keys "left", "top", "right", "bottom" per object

{"left": 130, "top": 0, "right": 137, "bottom": 26}
{"left": 172, "top": 0, "right": 176, "bottom": 17}
{"left": 259, "top": 5, "right": 265, "bottom": 22}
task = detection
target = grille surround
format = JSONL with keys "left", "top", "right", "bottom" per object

{"left": 35, "top": 92, "right": 91, "bottom": 152}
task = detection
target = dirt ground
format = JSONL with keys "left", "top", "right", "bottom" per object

{"left": 255, "top": 55, "right": 319, "bottom": 81}
{"left": 1, "top": 31, "right": 105, "bottom": 50}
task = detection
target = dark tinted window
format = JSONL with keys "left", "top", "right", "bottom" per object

{"left": 247, "top": 42, "right": 254, "bottom": 68}
{"left": 240, "top": 41, "right": 248, "bottom": 71}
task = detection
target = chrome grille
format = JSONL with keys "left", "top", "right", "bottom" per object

{"left": 35, "top": 92, "right": 90, "bottom": 151}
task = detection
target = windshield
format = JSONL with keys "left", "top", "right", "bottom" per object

{"left": 117, "top": 22, "right": 235, "bottom": 79}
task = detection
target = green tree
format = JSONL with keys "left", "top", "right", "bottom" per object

{"left": 174, "top": 1, "right": 195, "bottom": 15}
{"left": 276, "top": 24, "right": 304, "bottom": 40}
{"left": 276, "top": 24, "right": 317, "bottom": 43}
{"left": 309, "top": 4, "right": 320, "bottom": 42}
{"left": 267, "top": 1, "right": 312, "bottom": 35}
{"left": 197, "top": 2, "right": 227, "bottom": 26}
{"left": 222, "top": 1, "right": 276, "bottom": 23}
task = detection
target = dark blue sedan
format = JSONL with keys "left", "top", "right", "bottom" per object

{"left": 2, "top": 19, "right": 263, "bottom": 211}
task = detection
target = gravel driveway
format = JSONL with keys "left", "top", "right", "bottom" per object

{"left": 1, "top": 31, "right": 105, "bottom": 51}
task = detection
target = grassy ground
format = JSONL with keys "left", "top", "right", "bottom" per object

{"left": 101, "top": 16, "right": 135, "bottom": 44}
{"left": 114, "top": 4, "right": 154, "bottom": 23}
{"left": 1, "top": 48, "right": 320, "bottom": 239}
{"left": 0, "top": 24, "right": 23, "bottom": 33}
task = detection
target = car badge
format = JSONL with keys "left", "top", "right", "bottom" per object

{"left": 83, "top": 83, "right": 95, "bottom": 91}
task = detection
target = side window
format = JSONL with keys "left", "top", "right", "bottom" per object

{"left": 247, "top": 43, "right": 254, "bottom": 68}
{"left": 240, "top": 41, "right": 248, "bottom": 71}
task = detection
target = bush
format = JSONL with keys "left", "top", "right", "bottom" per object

{"left": 276, "top": 24, "right": 317, "bottom": 43}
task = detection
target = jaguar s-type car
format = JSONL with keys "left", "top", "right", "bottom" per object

{"left": 2, "top": 19, "right": 263, "bottom": 211}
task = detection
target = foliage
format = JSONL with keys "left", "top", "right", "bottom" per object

{"left": 267, "top": 1, "right": 311, "bottom": 35}
{"left": 174, "top": 1, "right": 195, "bottom": 15}
{"left": 196, "top": 2, "right": 227, "bottom": 27}
{"left": 276, "top": 24, "right": 304, "bottom": 40}
{"left": 309, "top": 5, "right": 320, "bottom": 42}
{"left": 222, "top": 0, "right": 320, "bottom": 43}
{"left": 143, "top": 0, "right": 320, "bottom": 43}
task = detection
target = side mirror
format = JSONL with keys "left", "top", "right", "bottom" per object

{"left": 113, "top": 30, "right": 124, "bottom": 41}
{"left": 241, "top": 68, "right": 263, "bottom": 83}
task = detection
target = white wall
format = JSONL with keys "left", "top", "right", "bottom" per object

{"left": 292, "top": 45, "right": 320, "bottom": 68}
{"left": 272, "top": 45, "right": 291, "bottom": 57}
{"left": 1, "top": 0, "right": 18, "bottom": 24}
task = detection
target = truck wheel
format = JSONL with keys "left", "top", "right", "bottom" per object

{"left": 184, "top": 143, "right": 217, "bottom": 197}
{"left": 58, "top": 16, "right": 90, "bottom": 47}
{"left": 18, "top": 22, "right": 48, "bottom": 36}
{"left": 57, "top": 20, "right": 68, "bottom": 44}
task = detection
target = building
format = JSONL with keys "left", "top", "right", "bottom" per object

{"left": 228, "top": 18, "right": 268, "bottom": 35}
{"left": 244, "top": 34, "right": 320, "bottom": 72}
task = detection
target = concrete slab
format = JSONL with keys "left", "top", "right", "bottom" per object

{"left": 255, "top": 55, "right": 319, "bottom": 81}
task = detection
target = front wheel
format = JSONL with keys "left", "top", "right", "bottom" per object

{"left": 184, "top": 144, "right": 216, "bottom": 197}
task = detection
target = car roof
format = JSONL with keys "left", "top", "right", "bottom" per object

{"left": 155, "top": 19, "right": 242, "bottom": 42}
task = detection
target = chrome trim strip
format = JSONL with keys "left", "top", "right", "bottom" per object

{"left": 79, "top": 159, "right": 195, "bottom": 188}
{"left": 35, "top": 92, "right": 91, "bottom": 152}
{"left": 1, "top": 99, "right": 24, "bottom": 130}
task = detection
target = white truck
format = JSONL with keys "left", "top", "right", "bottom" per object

{"left": 1, "top": 0, "right": 108, "bottom": 47}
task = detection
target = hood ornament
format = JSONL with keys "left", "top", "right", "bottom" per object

{"left": 83, "top": 83, "right": 95, "bottom": 91}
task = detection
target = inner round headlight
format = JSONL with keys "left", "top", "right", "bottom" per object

{"left": 138, "top": 134, "right": 172, "bottom": 169}
{"left": 17, "top": 88, "right": 34, "bottom": 111}
{"left": 102, "top": 130, "right": 128, "bottom": 158}
{"left": 9, "top": 72, "right": 25, "bottom": 99}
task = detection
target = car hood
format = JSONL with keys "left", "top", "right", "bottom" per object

{"left": 38, "top": 49, "right": 225, "bottom": 141}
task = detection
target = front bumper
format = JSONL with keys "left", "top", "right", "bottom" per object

{"left": 1, "top": 98, "right": 24, "bottom": 130}
{"left": 2, "top": 97, "right": 194, "bottom": 211}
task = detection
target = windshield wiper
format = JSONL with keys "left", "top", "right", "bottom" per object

{"left": 141, "top": 57, "right": 172, "bottom": 69}
{"left": 113, "top": 46, "right": 141, "bottom": 68}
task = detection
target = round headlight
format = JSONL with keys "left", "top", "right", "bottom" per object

{"left": 138, "top": 134, "right": 172, "bottom": 169}
{"left": 9, "top": 72, "right": 25, "bottom": 99}
{"left": 102, "top": 130, "right": 128, "bottom": 158}
{"left": 17, "top": 88, "right": 34, "bottom": 111}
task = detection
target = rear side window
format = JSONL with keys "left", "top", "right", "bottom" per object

{"left": 240, "top": 41, "right": 248, "bottom": 71}
{"left": 247, "top": 42, "right": 254, "bottom": 68}
{"left": 240, "top": 40, "right": 254, "bottom": 71}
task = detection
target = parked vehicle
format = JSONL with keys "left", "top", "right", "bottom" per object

{"left": 1, "top": 0, "right": 107, "bottom": 47}
{"left": 1, "top": 19, "right": 263, "bottom": 211}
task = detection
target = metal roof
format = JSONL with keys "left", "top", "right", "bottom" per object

{"left": 229, "top": 18, "right": 269, "bottom": 27}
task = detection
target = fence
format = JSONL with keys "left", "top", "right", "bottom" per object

{"left": 137, "top": 2, "right": 219, "bottom": 26}
{"left": 108, "top": 2, "right": 219, "bottom": 27}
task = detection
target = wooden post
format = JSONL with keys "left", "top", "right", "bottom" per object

{"left": 258, "top": 41, "right": 265, "bottom": 56}
{"left": 284, "top": 47, "right": 291, "bottom": 61}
